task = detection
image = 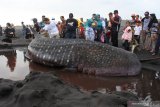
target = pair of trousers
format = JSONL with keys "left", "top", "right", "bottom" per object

{"left": 155, "top": 35, "right": 160, "bottom": 54}
{"left": 65, "top": 31, "right": 76, "bottom": 39}
{"left": 111, "top": 31, "right": 118, "bottom": 47}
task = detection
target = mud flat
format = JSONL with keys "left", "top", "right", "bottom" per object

{"left": 0, "top": 72, "right": 138, "bottom": 107}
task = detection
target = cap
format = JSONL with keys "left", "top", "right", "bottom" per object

{"left": 51, "top": 17, "right": 55, "bottom": 20}
{"left": 131, "top": 14, "right": 136, "bottom": 17}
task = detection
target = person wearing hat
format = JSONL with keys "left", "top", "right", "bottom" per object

{"left": 65, "top": 13, "right": 78, "bottom": 39}
{"left": 141, "top": 11, "right": 151, "bottom": 49}
{"left": 110, "top": 10, "right": 121, "bottom": 47}
{"left": 130, "top": 14, "right": 136, "bottom": 29}
{"left": 131, "top": 14, "right": 136, "bottom": 19}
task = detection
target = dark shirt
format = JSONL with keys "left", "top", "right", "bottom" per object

{"left": 111, "top": 16, "right": 121, "bottom": 32}
{"left": 26, "top": 27, "right": 31, "bottom": 34}
{"left": 34, "top": 23, "right": 40, "bottom": 32}
{"left": 4, "top": 27, "right": 14, "bottom": 37}
{"left": 66, "top": 18, "right": 78, "bottom": 32}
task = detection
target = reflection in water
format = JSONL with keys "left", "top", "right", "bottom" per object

{"left": 56, "top": 70, "right": 160, "bottom": 101}
{"left": 0, "top": 50, "right": 160, "bottom": 101}
{"left": 29, "top": 61, "right": 56, "bottom": 73}
{"left": 4, "top": 50, "right": 17, "bottom": 72}
{"left": 155, "top": 71, "right": 160, "bottom": 79}
{"left": 0, "top": 50, "right": 29, "bottom": 80}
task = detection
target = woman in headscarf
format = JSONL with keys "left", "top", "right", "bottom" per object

{"left": 148, "top": 13, "right": 158, "bottom": 53}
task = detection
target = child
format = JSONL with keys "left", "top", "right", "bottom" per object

{"left": 79, "top": 23, "right": 85, "bottom": 39}
{"left": 122, "top": 21, "right": 132, "bottom": 51}
{"left": 85, "top": 22, "right": 95, "bottom": 41}
{"left": 105, "top": 27, "right": 111, "bottom": 44}
{"left": 134, "top": 21, "right": 142, "bottom": 44}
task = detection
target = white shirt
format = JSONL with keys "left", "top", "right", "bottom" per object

{"left": 85, "top": 27, "right": 95, "bottom": 41}
{"left": 143, "top": 18, "right": 150, "bottom": 30}
{"left": 43, "top": 21, "right": 59, "bottom": 38}
{"left": 134, "top": 26, "right": 142, "bottom": 35}
{"left": 102, "top": 20, "right": 106, "bottom": 29}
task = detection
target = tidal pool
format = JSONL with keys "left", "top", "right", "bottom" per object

{"left": 0, "top": 49, "right": 160, "bottom": 101}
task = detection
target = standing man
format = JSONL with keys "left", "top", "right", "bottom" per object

{"left": 130, "top": 14, "right": 136, "bottom": 30}
{"left": 32, "top": 18, "right": 40, "bottom": 33}
{"left": 141, "top": 11, "right": 151, "bottom": 49}
{"left": 95, "top": 14, "right": 103, "bottom": 42}
{"left": 65, "top": 13, "right": 78, "bottom": 39}
{"left": 21, "top": 22, "right": 26, "bottom": 39}
{"left": 39, "top": 15, "right": 46, "bottom": 29}
{"left": 60, "top": 16, "right": 66, "bottom": 38}
{"left": 111, "top": 10, "right": 121, "bottom": 47}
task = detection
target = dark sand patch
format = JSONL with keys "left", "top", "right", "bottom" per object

{"left": 0, "top": 72, "right": 138, "bottom": 107}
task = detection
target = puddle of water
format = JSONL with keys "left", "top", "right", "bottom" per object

{"left": 0, "top": 50, "right": 30, "bottom": 80}
{"left": 0, "top": 49, "right": 160, "bottom": 101}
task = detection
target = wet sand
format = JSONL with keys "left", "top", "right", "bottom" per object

{"left": 0, "top": 72, "right": 138, "bottom": 107}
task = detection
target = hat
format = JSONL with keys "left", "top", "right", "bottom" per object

{"left": 131, "top": 14, "right": 136, "bottom": 17}
{"left": 51, "top": 17, "right": 55, "bottom": 20}
{"left": 150, "top": 13, "right": 155, "bottom": 16}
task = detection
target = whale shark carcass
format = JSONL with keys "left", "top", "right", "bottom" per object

{"left": 26, "top": 37, "right": 141, "bottom": 76}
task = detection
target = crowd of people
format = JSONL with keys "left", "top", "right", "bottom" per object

{"left": 0, "top": 10, "right": 160, "bottom": 55}
{"left": 122, "top": 11, "right": 160, "bottom": 55}
{"left": 21, "top": 22, "right": 35, "bottom": 39}
{"left": 30, "top": 10, "right": 160, "bottom": 55}
{"left": 32, "top": 10, "right": 122, "bottom": 47}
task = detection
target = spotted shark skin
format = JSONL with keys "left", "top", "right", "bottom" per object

{"left": 26, "top": 37, "right": 141, "bottom": 76}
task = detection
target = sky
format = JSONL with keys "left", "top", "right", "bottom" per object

{"left": 0, "top": 0, "right": 160, "bottom": 26}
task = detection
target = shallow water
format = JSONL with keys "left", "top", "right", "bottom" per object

{"left": 0, "top": 49, "right": 160, "bottom": 101}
